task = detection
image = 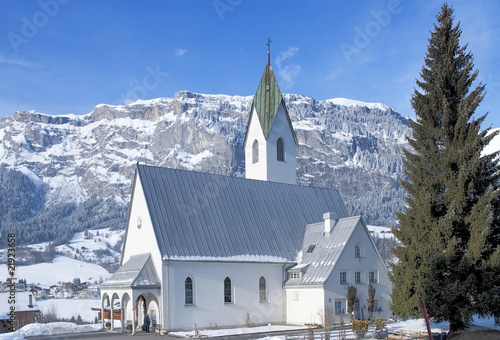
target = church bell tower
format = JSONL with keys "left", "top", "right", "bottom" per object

{"left": 243, "top": 39, "right": 298, "bottom": 184}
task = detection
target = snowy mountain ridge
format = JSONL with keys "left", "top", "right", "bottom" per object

{"left": 0, "top": 90, "right": 496, "bottom": 247}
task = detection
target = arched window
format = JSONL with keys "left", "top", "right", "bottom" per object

{"left": 252, "top": 139, "right": 259, "bottom": 164}
{"left": 355, "top": 244, "right": 363, "bottom": 258}
{"left": 224, "top": 277, "right": 232, "bottom": 303}
{"left": 259, "top": 276, "right": 267, "bottom": 302}
{"left": 277, "top": 138, "right": 285, "bottom": 161}
{"left": 185, "top": 277, "right": 193, "bottom": 305}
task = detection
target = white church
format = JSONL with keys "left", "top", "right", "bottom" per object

{"left": 99, "top": 50, "right": 393, "bottom": 334}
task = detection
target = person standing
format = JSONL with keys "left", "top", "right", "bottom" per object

{"left": 143, "top": 313, "right": 151, "bottom": 333}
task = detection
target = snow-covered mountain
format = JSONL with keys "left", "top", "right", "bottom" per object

{"left": 1, "top": 90, "right": 494, "bottom": 247}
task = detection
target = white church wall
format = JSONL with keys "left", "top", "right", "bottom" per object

{"left": 244, "top": 108, "right": 268, "bottom": 182}
{"left": 285, "top": 287, "right": 324, "bottom": 325}
{"left": 265, "top": 104, "right": 296, "bottom": 184}
{"left": 165, "top": 261, "right": 286, "bottom": 331}
{"left": 244, "top": 104, "right": 296, "bottom": 185}
{"left": 121, "top": 174, "right": 163, "bottom": 281}
{"left": 324, "top": 221, "right": 392, "bottom": 321}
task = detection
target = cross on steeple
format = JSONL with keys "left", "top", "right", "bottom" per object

{"left": 266, "top": 37, "right": 272, "bottom": 64}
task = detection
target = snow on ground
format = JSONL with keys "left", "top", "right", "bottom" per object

{"left": 56, "top": 227, "right": 123, "bottom": 264}
{"left": 169, "top": 317, "right": 498, "bottom": 339}
{"left": 0, "top": 322, "right": 101, "bottom": 340}
{"left": 0, "top": 228, "right": 123, "bottom": 272}
{"left": 171, "top": 324, "right": 308, "bottom": 338}
{"left": 0, "top": 317, "right": 498, "bottom": 340}
{"left": 0, "top": 227, "right": 122, "bottom": 288}
{"left": 37, "top": 299, "right": 101, "bottom": 323}
{"left": 0, "top": 255, "right": 111, "bottom": 287}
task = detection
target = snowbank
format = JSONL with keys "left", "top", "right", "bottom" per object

{"left": 0, "top": 322, "right": 101, "bottom": 340}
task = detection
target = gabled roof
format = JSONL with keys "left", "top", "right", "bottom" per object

{"left": 134, "top": 164, "right": 349, "bottom": 262}
{"left": 0, "top": 291, "right": 39, "bottom": 318}
{"left": 243, "top": 55, "right": 298, "bottom": 146}
{"left": 100, "top": 253, "right": 160, "bottom": 288}
{"left": 286, "top": 216, "right": 363, "bottom": 286}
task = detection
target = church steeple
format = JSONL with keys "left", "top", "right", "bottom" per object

{"left": 243, "top": 40, "right": 297, "bottom": 184}
{"left": 246, "top": 39, "right": 297, "bottom": 142}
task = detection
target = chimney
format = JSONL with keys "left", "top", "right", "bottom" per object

{"left": 28, "top": 294, "right": 33, "bottom": 308}
{"left": 323, "top": 212, "right": 337, "bottom": 235}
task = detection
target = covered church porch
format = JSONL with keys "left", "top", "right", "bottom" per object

{"left": 99, "top": 253, "right": 162, "bottom": 334}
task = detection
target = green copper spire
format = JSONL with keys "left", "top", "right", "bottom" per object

{"left": 252, "top": 47, "right": 283, "bottom": 139}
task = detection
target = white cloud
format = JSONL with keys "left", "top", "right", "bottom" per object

{"left": 0, "top": 54, "right": 39, "bottom": 68}
{"left": 175, "top": 48, "right": 187, "bottom": 56}
{"left": 274, "top": 47, "right": 301, "bottom": 89}
{"left": 275, "top": 46, "right": 299, "bottom": 68}
{"left": 278, "top": 65, "right": 301, "bottom": 88}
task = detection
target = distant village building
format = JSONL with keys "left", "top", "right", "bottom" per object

{"left": 100, "top": 50, "right": 392, "bottom": 334}
{"left": 30, "top": 286, "right": 48, "bottom": 300}
{"left": 0, "top": 292, "right": 40, "bottom": 332}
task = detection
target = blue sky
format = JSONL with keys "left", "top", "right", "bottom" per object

{"left": 1, "top": 0, "right": 499, "bottom": 128}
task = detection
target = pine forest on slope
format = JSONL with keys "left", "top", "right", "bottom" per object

{"left": 0, "top": 91, "right": 412, "bottom": 248}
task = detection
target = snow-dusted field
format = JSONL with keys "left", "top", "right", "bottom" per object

{"left": 0, "top": 255, "right": 111, "bottom": 288}
{"left": 37, "top": 298, "right": 101, "bottom": 323}
{"left": 0, "top": 227, "right": 123, "bottom": 289}
{"left": 55, "top": 228, "right": 124, "bottom": 264}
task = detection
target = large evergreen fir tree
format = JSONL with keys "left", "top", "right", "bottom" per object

{"left": 390, "top": 4, "right": 500, "bottom": 333}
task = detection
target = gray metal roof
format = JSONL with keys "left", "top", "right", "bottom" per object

{"left": 135, "top": 164, "right": 349, "bottom": 262}
{"left": 100, "top": 253, "right": 160, "bottom": 288}
{"left": 286, "top": 216, "right": 362, "bottom": 286}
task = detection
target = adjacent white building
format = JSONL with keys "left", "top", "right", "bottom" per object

{"left": 100, "top": 51, "right": 392, "bottom": 334}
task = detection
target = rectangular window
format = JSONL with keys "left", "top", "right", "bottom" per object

{"left": 355, "top": 271, "right": 361, "bottom": 284}
{"left": 340, "top": 271, "right": 347, "bottom": 284}
{"left": 289, "top": 272, "right": 300, "bottom": 280}
{"left": 369, "top": 271, "right": 378, "bottom": 283}
{"left": 335, "top": 300, "right": 343, "bottom": 314}
{"left": 293, "top": 292, "right": 299, "bottom": 301}
{"left": 374, "top": 299, "right": 380, "bottom": 311}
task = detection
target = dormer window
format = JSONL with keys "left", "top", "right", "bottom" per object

{"left": 289, "top": 272, "right": 301, "bottom": 280}
{"left": 306, "top": 244, "right": 316, "bottom": 253}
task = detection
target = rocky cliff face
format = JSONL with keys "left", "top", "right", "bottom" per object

{"left": 0, "top": 91, "right": 412, "bottom": 246}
